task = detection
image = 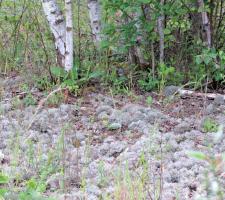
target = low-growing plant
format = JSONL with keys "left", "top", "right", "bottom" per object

{"left": 114, "top": 164, "right": 146, "bottom": 200}
{"left": 46, "top": 92, "right": 64, "bottom": 107}
{"left": 138, "top": 71, "right": 158, "bottom": 92}
{"left": 44, "top": 66, "right": 80, "bottom": 95}
{"left": 34, "top": 76, "right": 53, "bottom": 92}
{"left": 203, "top": 118, "right": 219, "bottom": 133}
{"left": 19, "top": 178, "right": 54, "bottom": 200}
{"left": 97, "top": 160, "right": 108, "bottom": 188}
{"left": 23, "top": 93, "right": 37, "bottom": 107}
{"left": 0, "top": 173, "right": 53, "bottom": 200}
{"left": 146, "top": 96, "right": 153, "bottom": 106}
{"left": 11, "top": 96, "right": 23, "bottom": 110}
{"left": 158, "top": 64, "right": 175, "bottom": 93}
{"left": 0, "top": 173, "right": 9, "bottom": 198}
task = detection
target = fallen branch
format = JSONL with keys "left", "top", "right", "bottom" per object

{"left": 26, "top": 86, "right": 66, "bottom": 131}
{"left": 178, "top": 89, "right": 225, "bottom": 100}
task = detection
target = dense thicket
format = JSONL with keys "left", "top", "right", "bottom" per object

{"left": 0, "top": 0, "right": 224, "bottom": 92}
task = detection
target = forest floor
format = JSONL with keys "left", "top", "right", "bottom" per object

{"left": 0, "top": 75, "right": 225, "bottom": 200}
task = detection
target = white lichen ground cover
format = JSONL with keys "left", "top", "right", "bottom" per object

{"left": 0, "top": 77, "right": 224, "bottom": 200}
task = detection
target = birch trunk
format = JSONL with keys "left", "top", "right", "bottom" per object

{"left": 87, "top": 0, "right": 101, "bottom": 46}
{"left": 65, "top": 0, "right": 73, "bottom": 71}
{"left": 197, "top": 0, "right": 212, "bottom": 48}
{"left": 42, "top": 0, "right": 66, "bottom": 67}
{"left": 157, "top": 0, "right": 165, "bottom": 64}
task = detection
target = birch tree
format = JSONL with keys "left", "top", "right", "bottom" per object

{"left": 87, "top": 0, "right": 102, "bottom": 46}
{"left": 42, "top": 0, "right": 66, "bottom": 67}
{"left": 65, "top": 0, "right": 73, "bottom": 71}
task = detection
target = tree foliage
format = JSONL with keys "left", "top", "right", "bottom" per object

{"left": 0, "top": 0, "right": 224, "bottom": 91}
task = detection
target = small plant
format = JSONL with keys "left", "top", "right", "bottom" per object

{"left": 0, "top": 173, "right": 9, "bottom": 198}
{"left": 19, "top": 178, "right": 53, "bottom": 200}
{"left": 146, "top": 96, "right": 153, "bottom": 106}
{"left": 61, "top": 79, "right": 79, "bottom": 94}
{"left": 35, "top": 76, "right": 53, "bottom": 91}
{"left": 158, "top": 64, "right": 175, "bottom": 93}
{"left": 11, "top": 96, "right": 23, "bottom": 109}
{"left": 17, "top": 83, "right": 37, "bottom": 107}
{"left": 20, "top": 83, "right": 30, "bottom": 92}
{"left": 0, "top": 173, "right": 53, "bottom": 200}
{"left": 138, "top": 72, "right": 158, "bottom": 92}
{"left": 46, "top": 93, "right": 64, "bottom": 107}
{"left": 23, "top": 93, "right": 37, "bottom": 107}
{"left": 114, "top": 165, "right": 146, "bottom": 200}
{"left": 50, "top": 66, "right": 79, "bottom": 94}
{"left": 203, "top": 118, "right": 219, "bottom": 133}
{"left": 97, "top": 161, "right": 108, "bottom": 188}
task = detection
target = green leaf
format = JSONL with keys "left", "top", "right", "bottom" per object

{"left": 26, "top": 179, "right": 37, "bottom": 190}
{"left": 187, "top": 151, "right": 207, "bottom": 160}
{"left": 0, "top": 174, "right": 9, "bottom": 184}
{"left": 108, "top": 123, "right": 122, "bottom": 130}
{"left": 195, "top": 55, "right": 202, "bottom": 65}
{"left": 0, "top": 188, "right": 8, "bottom": 197}
{"left": 203, "top": 55, "right": 211, "bottom": 65}
{"left": 137, "top": 0, "right": 151, "bottom": 3}
{"left": 164, "top": 28, "right": 171, "bottom": 35}
{"left": 100, "top": 40, "right": 110, "bottom": 49}
{"left": 89, "top": 71, "right": 103, "bottom": 79}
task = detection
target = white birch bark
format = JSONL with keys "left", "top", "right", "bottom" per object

{"left": 42, "top": 0, "right": 66, "bottom": 67}
{"left": 157, "top": 0, "right": 165, "bottom": 64}
{"left": 65, "top": 0, "right": 73, "bottom": 71}
{"left": 87, "top": 0, "right": 101, "bottom": 46}
{"left": 197, "top": 0, "right": 212, "bottom": 48}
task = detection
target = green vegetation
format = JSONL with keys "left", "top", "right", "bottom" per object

{"left": 146, "top": 96, "right": 153, "bottom": 106}
{"left": 0, "top": 0, "right": 224, "bottom": 94}
{"left": 203, "top": 118, "right": 219, "bottom": 133}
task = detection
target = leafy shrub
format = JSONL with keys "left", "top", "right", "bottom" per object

{"left": 195, "top": 49, "right": 225, "bottom": 87}
{"left": 138, "top": 72, "right": 158, "bottom": 92}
